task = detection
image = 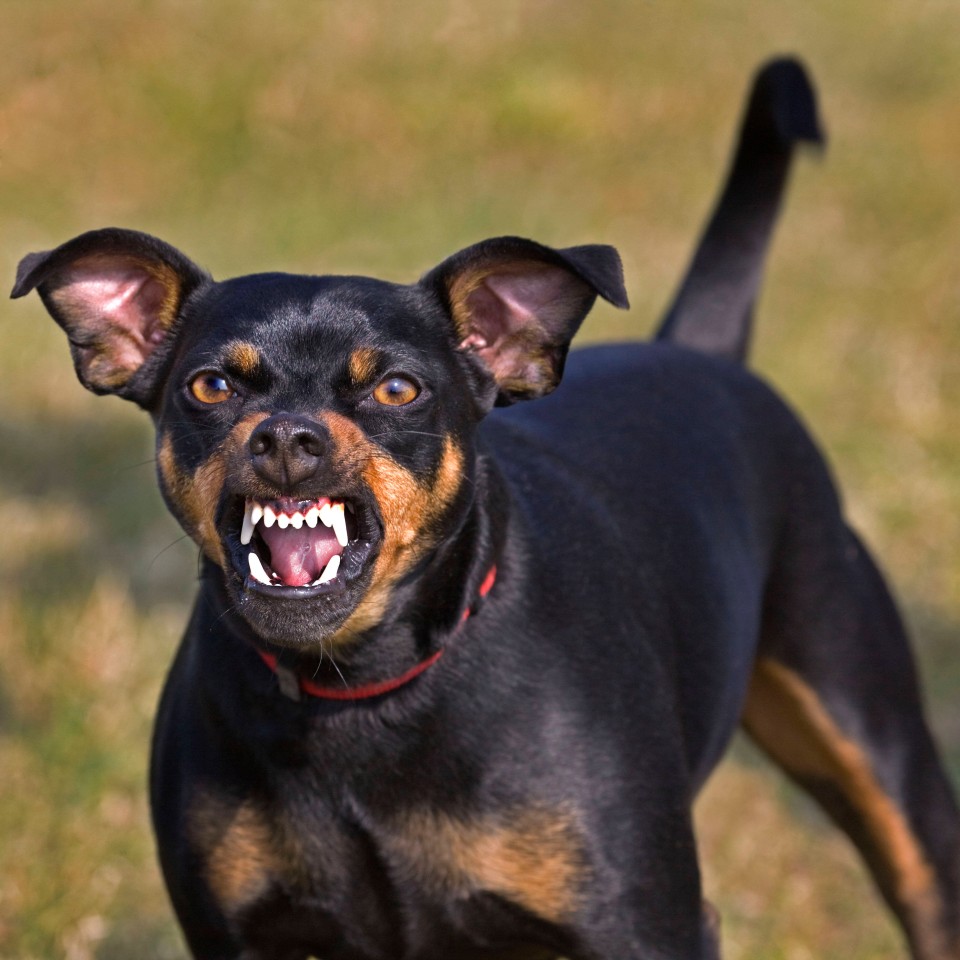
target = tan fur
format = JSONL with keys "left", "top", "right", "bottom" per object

{"left": 742, "top": 657, "right": 952, "bottom": 959}
{"left": 224, "top": 340, "right": 262, "bottom": 378}
{"left": 157, "top": 413, "right": 269, "bottom": 567}
{"left": 386, "top": 805, "right": 585, "bottom": 924}
{"left": 188, "top": 792, "right": 281, "bottom": 913}
{"left": 142, "top": 260, "right": 184, "bottom": 331}
{"left": 323, "top": 412, "right": 464, "bottom": 645}
{"left": 447, "top": 268, "right": 491, "bottom": 341}
{"left": 348, "top": 347, "right": 380, "bottom": 386}
{"left": 430, "top": 431, "right": 466, "bottom": 512}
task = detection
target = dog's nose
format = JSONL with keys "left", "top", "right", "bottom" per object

{"left": 249, "top": 414, "right": 329, "bottom": 489}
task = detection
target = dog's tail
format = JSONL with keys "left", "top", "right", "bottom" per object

{"left": 655, "top": 56, "right": 825, "bottom": 363}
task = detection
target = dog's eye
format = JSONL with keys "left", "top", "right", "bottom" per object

{"left": 190, "top": 372, "right": 236, "bottom": 405}
{"left": 373, "top": 376, "right": 420, "bottom": 407}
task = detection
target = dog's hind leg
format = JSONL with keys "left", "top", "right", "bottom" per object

{"left": 743, "top": 518, "right": 960, "bottom": 960}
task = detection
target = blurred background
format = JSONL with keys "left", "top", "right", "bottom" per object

{"left": 2, "top": 1, "right": 959, "bottom": 957}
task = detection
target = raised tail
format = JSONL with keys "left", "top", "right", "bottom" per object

{"left": 655, "top": 56, "right": 825, "bottom": 363}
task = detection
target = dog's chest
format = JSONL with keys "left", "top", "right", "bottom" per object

{"left": 190, "top": 786, "right": 582, "bottom": 957}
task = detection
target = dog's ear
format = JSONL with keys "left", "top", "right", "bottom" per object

{"left": 424, "top": 237, "right": 628, "bottom": 405}
{"left": 11, "top": 228, "right": 209, "bottom": 405}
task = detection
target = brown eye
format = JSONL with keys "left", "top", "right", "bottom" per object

{"left": 373, "top": 376, "right": 420, "bottom": 406}
{"left": 190, "top": 372, "right": 236, "bottom": 404}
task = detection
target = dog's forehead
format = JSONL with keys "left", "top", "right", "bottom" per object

{"left": 184, "top": 272, "right": 446, "bottom": 359}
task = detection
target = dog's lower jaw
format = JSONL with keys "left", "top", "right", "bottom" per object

{"left": 219, "top": 564, "right": 374, "bottom": 652}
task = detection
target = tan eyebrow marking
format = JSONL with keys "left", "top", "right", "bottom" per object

{"left": 223, "top": 341, "right": 261, "bottom": 377}
{"left": 348, "top": 347, "right": 381, "bottom": 386}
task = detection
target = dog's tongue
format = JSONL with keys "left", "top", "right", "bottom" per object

{"left": 260, "top": 524, "right": 341, "bottom": 587}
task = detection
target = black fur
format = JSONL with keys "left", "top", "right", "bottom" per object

{"left": 12, "top": 58, "right": 960, "bottom": 960}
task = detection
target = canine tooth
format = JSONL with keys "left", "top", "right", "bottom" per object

{"left": 248, "top": 551, "right": 272, "bottom": 585}
{"left": 240, "top": 502, "right": 255, "bottom": 545}
{"left": 330, "top": 503, "right": 349, "bottom": 547}
{"left": 263, "top": 506, "right": 277, "bottom": 528}
{"left": 251, "top": 503, "right": 263, "bottom": 526}
{"left": 319, "top": 502, "right": 333, "bottom": 527}
{"left": 277, "top": 513, "right": 290, "bottom": 529}
{"left": 290, "top": 512, "right": 305, "bottom": 529}
{"left": 305, "top": 506, "right": 320, "bottom": 528}
{"left": 318, "top": 553, "right": 340, "bottom": 584}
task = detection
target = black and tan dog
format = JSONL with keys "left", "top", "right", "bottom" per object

{"left": 13, "top": 59, "right": 960, "bottom": 959}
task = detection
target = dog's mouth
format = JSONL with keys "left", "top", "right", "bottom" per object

{"left": 227, "top": 495, "right": 377, "bottom": 597}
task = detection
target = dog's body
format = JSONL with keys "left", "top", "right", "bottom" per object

{"left": 13, "top": 59, "right": 960, "bottom": 959}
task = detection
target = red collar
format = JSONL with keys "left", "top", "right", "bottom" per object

{"left": 256, "top": 565, "right": 497, "bottom": 702}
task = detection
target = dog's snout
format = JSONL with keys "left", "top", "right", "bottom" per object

{"left": 249, "top": 414, "right": 329, "bottom": 489}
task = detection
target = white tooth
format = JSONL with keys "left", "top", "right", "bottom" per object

{"left": 240, "top": 501, "right": 255, "bottom": 545}
{"left": 248, "top": 551, "right": 272, "bottom": 585}
{"left": 331, "top": 502, "right": 349, "bottom": 547}
{"left": 305, "top": 506, "right": 320, "bottom": 528}
{"left": 277, "top": 513, "right": 290, "bottom": 529}
{"left": 319, "top": 502, "right": 333, "bottom": 527}
{"left": 251, "top": 503, "right": 263, "bottom": 526}
{"left": 263, "top": 506, "right": 277, "bottom": 528}
{"left": 318, "top": 553, "right": 340, "bottom": 584}
{"left": 290, "top": 512, "right": 305, "bottom": 529}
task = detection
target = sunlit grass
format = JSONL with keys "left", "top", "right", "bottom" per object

{"left": 2, "top": 0, "right": 959, "bottom": 956}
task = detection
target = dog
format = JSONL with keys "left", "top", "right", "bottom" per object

{"left": 13, "top": 58, "right": 960, "bottom": 960}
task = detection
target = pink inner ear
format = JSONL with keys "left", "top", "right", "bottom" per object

{"left": 458, "top": 265, "right": 584, "bottom": 352}
{"left": 458, "top": 284, "right": 507, "bottom": 351}
{"left": 56, "top": 261, "right": 173, "bottom": 372}
{"left": 483, "top": 271, "right": 561, "bottom": 322}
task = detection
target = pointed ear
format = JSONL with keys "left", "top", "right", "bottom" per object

{"left": 423, "top": 237, "right": 628, "bottom": 405}
{"left": 11, "top": 228, "right": 209, "bottom": 404}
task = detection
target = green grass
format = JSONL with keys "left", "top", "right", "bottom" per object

{"left": 2, "top": 1, "right": 960, "bottom": 956}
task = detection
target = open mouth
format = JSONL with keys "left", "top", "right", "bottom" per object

{"left": 230, "top": 495, "right": 377, "bottom": 596}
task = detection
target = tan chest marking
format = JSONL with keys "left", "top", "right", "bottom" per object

{"left": 385, "top": 806, "right": 585, "bottom": 924}
{"left": 188, "top": 793, "right": 286, "bottom": 914}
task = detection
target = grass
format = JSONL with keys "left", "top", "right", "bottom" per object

{"left": 2, "top": 1, "right": 960, "bottom": 956}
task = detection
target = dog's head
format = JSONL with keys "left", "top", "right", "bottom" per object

{"left": 13, "top": 229, "right": 626, "bottom": 648}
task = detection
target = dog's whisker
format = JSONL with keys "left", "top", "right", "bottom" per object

{"left": 147, "top": 533, "right": 193, "bottom": 571}
{"left": 365, "top": 430, "right": 447, "bottom": 442}
{"left": 327, "top": 653, "right": 348, "bottom": 688}
{"left": 119, "top": 457, "right": 159, "bottom": 472}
